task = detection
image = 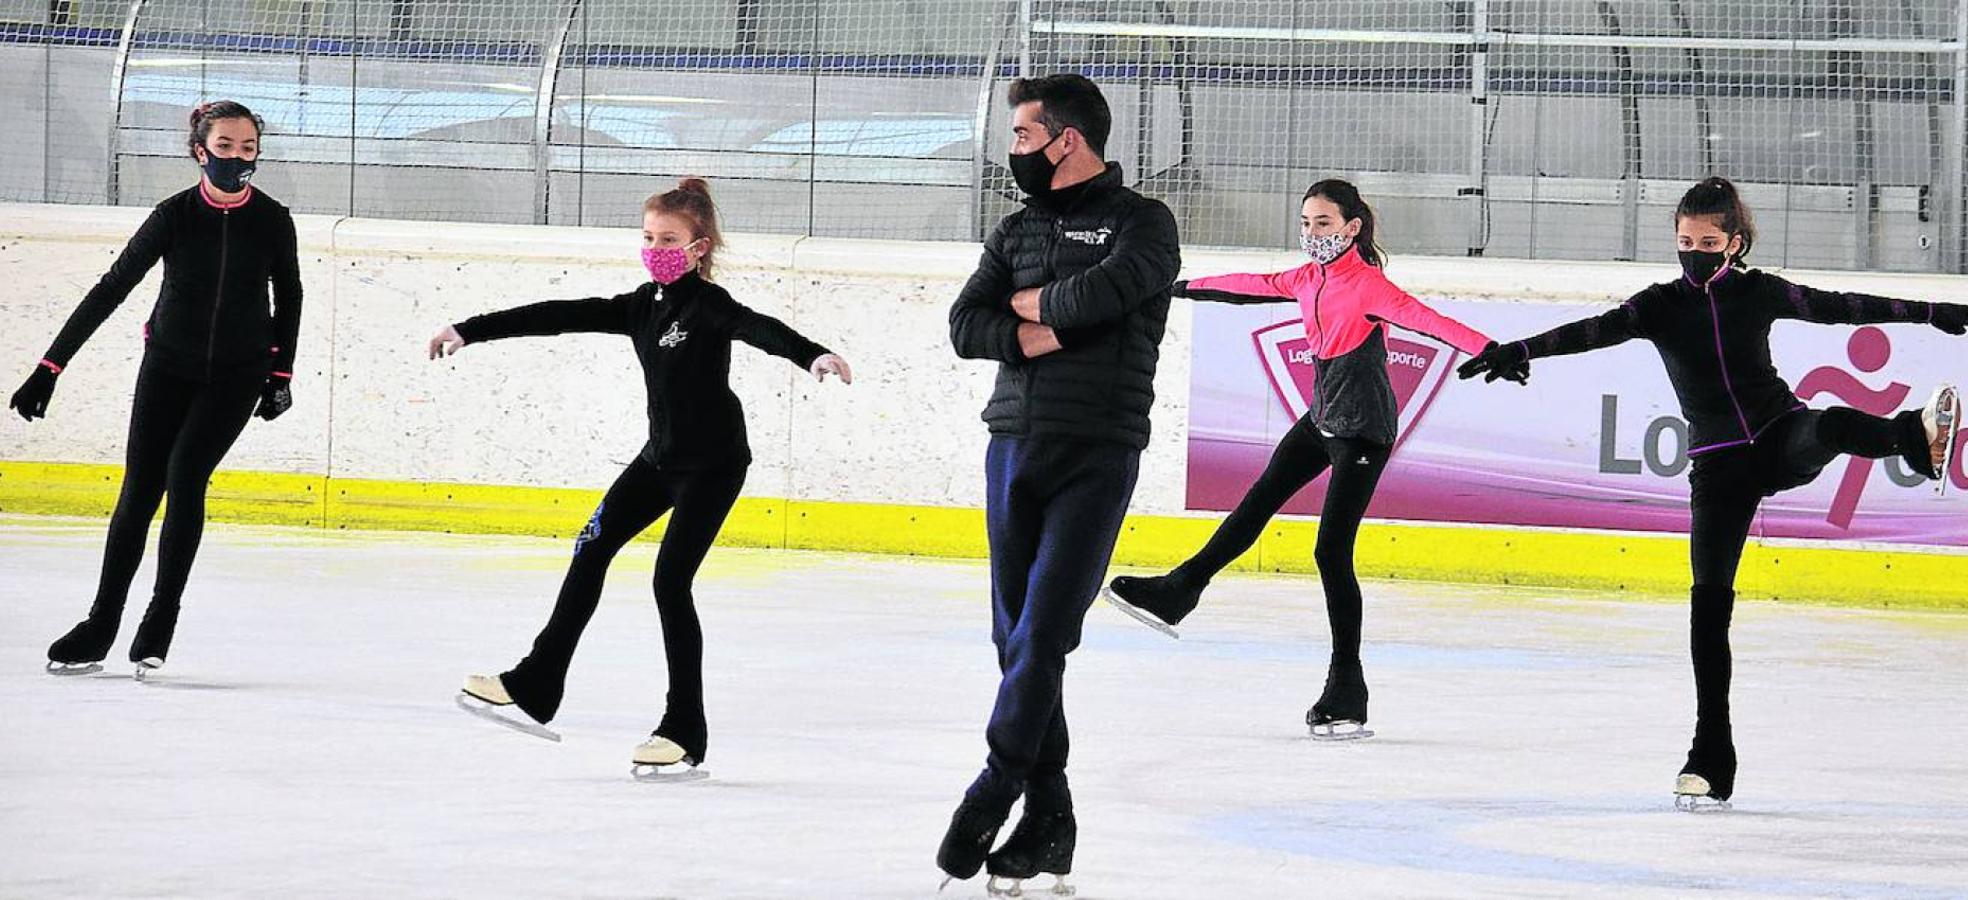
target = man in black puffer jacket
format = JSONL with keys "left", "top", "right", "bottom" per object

{"left": 938, "top": 74, "right": 1181, "bottom": 889}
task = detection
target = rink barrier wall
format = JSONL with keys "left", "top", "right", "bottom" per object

{"left": 3, "top": 460, "right": 1964, "bottom": 610}
{"left": 3, "top": 202, "right": 1965, "bottom": 612}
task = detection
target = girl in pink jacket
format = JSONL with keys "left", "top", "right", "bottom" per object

{"left": 1104, "top": 179, "right": 1521, "bottom": 739}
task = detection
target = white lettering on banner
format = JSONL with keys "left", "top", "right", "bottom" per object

{"left": 1287, "top": 347, "right": 1428, "bottom": 369}
{"left": 1386, "top": 350, "right": 1428, "bottom": 370}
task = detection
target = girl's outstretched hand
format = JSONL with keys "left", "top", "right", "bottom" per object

{"left": 1457, "top": 342, "right": 1531, "bottom": 385}
{"left": 810, "top": 353, "right": 853, "bottom": 384}
{"left": 428, "top": 325, "right": 466, "bottom": 360}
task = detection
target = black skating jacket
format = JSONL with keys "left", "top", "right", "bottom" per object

{"left": 949, "top": 163, "right": 1181, "bottom": 450}
{"left": 454, "top": 270, "right": 830, "bottom": 471}
{"left": 1513, "top": 265, "right": 1963, "bottom": 456}
{"left": 43, "top": 185, "right": 303, "bottom": 382}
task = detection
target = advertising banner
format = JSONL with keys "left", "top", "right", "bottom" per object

{"left": 1188, "top": 295, "right": 1968, "bottom": 546}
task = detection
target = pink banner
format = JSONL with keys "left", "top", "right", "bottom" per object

{"left": 1187, "top": 298, "right": 1968, "bottom": 547}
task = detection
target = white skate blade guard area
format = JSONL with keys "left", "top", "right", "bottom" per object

{"left": 42, "top": 661, "right": 103, "bottom": 677}
{"left": 1098, "top": 587, "right": 1182, "bottom": 640}
{"left": 1308, "top": 721, "right": 1376, "bottom": 742}
{"left": 631, "top": 764, "right": 710, "bottom": 784}
{"left": 453, "top": 693, "right": 562, "bottom": 743}
{"left": 5, "top": 520, "right": 1968, "bottom": 899}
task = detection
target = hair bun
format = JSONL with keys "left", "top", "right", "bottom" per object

{"left": 676, "top": 177, "right": 711, "bottom": 196}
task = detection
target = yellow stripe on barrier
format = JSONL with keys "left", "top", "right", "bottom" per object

{"left": 1, "top": 460, "right": 1960, "bottom": 610}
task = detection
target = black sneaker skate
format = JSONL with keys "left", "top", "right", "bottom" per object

{"left": 1101, "top": 573, "right": 1201, "bottom": 639}
{"left": 985, "top": 807, "right": 1076, "bottom": 897}
{"left": 937, "top": 770, "right": 1018, "bottom": 889}
{"left": 46, "top": 616, "right": 117, "bottom": 675}
{"left": 1306, "top": 661, "right": 1373, "bottom": 741}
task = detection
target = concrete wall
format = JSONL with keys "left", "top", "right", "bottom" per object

{"left": 15, "top": 199, "right": 1968, "bottom": 516}
{"left": 7, "top": 200, "right": 1968, "bottom": 608}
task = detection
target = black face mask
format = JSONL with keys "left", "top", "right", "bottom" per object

{"left": 1680, "top": 247, "right": 1738, "bottom": 286}
{"left": 199, "top": 151, "right": 256, "bottom": 193}
{"left": 1008, "top": 131, "right": 1064, "bottom": 198}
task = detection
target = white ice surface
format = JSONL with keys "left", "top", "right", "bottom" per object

{"left": 3, "top": 515, "right": 1966, "bottom": 899}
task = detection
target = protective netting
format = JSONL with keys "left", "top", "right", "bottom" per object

{"left": 1, "top": 0, "right": 1965, "bottom": 271}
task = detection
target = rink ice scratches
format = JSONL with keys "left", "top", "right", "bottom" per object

{"left": 1202, "top": 798, "right": 1968, "bottom": 898}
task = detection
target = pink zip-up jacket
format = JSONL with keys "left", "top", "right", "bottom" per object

{"left": 1175, "top": 244, "right": 1492, "bottom": 444}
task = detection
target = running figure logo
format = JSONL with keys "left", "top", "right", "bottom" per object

{"left": 658, "top": 322, "right": 689, "bottom": 349}
{"left": 1794, "top": 325, "right": 1967, "bottom": 525}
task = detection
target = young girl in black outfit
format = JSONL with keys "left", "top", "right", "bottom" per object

{"left": 15, "top": 101, "right": 302, "bottom": 679}
{"left": 1460, "top": 176, "right": 1964, "bottom": 809}
{"left": 430, "top": 178, "right": 852, "bottom": 778}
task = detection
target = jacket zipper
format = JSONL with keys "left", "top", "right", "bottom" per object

{"left": 1310, "top": 261, "right": 1329, "bottom": 428}
{"left": 1703, "top": 279, "right": 1755, "bottom": 444}
{"left": 207, "top": 207, "right": 231, "bottom": 380}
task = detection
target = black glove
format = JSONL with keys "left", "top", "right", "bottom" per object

{"left": 1456, "top": 341, "right": 1532, "bottom": 385}
{"left": 1170, "top": 279, "right": 1190, "bottom": 297}
{"left": 255, "top": 374, "right": 293, "bottom": 421}
{"left": 9, "top": 363, "right": 58, "bottom": 421}
{"left": 1933, "top": 303, "right": 1967, "bottom": 336}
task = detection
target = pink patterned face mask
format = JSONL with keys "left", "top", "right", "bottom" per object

{"left": 641, "top": 243, "right": 698, "bottom": 284}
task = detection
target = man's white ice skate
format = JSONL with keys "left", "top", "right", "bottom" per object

{"left": 455, "top": 674, "right": 561, "bottom": 742}
{"left": 630, "top": 734, "right": 707, "bottom": 783}
{"left": 1308, "top": 718, "right": 1374, "bottom": 741}
{"left": 44, "top": 661, "right": 104, "bottom": 676}
{"left": 988, "top": 874, "right": 1075, "bottom": 897}
{"left": 1925, "top": 384, "right": 1960, "bottom": 495}
{"left": 1673, "top": 774, "right": 1731, "bottom": 812}
{"left": 133, "top": 657, "right": 164, "bottom": 682}
{"left": 1099, "top": 585, "right": 1181, "bottom": 640}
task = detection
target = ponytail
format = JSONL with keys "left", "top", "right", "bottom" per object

{"left": 1675, "top": 176, "right": 1756, "bottom": 263}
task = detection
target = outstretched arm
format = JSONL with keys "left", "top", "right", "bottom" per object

{"left": 1458, "top": 297, "right": 1647, "bottom": 383}
{"left": 446, "top": 292, "right": 638, "bottom": 347}
{"left": 728, "top": 304, "right": 829, "bottom": 370}
{"left": 1776, "top": 278, "right": 1968, "bottom": 334}
{"left": 43, "top": 205, "right": 173, "bottom": 370}
{"left": 1173, "top": 267, "right": 1308, "bottom": 305}
{"left": 1369, "top": 286, "right": 1492, "bottom": 355}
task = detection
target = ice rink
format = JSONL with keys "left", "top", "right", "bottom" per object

{"left": 3, "top": 514, "right": 1966, "bottom": 899}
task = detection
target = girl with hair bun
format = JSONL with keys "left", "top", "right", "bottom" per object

{"left": 427, "top": 177, "right": 854, "bottom": 778}
{"left": 1461, "top": 175, "right": 1967, "bottom": 809}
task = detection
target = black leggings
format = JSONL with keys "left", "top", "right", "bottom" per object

{"left": 79, "top": 355, "right": 261, "bottom": 660}
{"left": 501, "top": 456, "right": 745, "bottom": 758}
{"left": 1683, "top": 406, "right": 1927, "bottom": 770}
{"left": 1175, "top": 413, "right": 1391, "bottom": 665}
